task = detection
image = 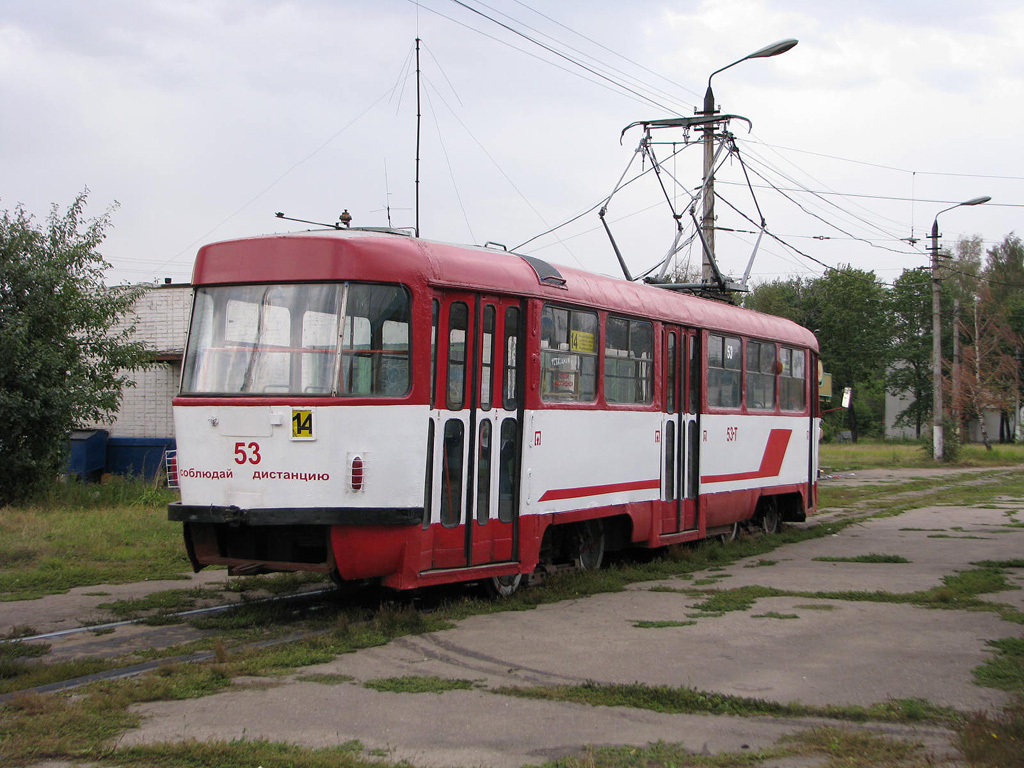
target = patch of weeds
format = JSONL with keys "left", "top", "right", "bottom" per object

{"left": 929, "top": 533, "right": 988, "bottom": 539}
{"left": 955, "top": 696, "right": 1024, "bottom": 767}
{"left": 0, "top": 640, "right": 50, "bottom": 660}
{"left": 974, "top": 637, "right": 1024, "bottom": 694}
{"left": 227, "top": 571, "right": 329, "bottom": 595}
{"left": 942, "top": 567, "right": 1016, "bottom": 597}
{"left": 98, "top": 586, "right": 222, "bottom": 621}
{"left": 812, "top": 553, "right": 911, "bottom": 564}
{"left": 692, "top": 586, "right": 784, "bottom": 614}
{"left": 546, "top": 739, "right": 778, "bottom": 768}
{"left": 0, "top": 657, "right": 118, "bottom": 695}
{"left": 752, "top": 612, "right": 799, "bottom": 620}
{"left": 692, "top": 578, "right": 720, "bottom": 586}
{"left": 0, "top": 688, "right": 141, "bottom": 766}
{"left": 781, "top": 725, "right": 935, "bottom": 767}
{"left": 744, "top": 559, "right": 778, "bottom": 567}
{"left": 899, "top": 527, "right": 946, "bottom": 532}
{"left": 496, "top": 681, "right": 959, "bottom": 725}
{"left": 363, "top": 675, "right": 476, "bottom": 694}
{"left": 294, "top": 672, "right": 354, "bottom": 685}
{"left": 974, "top": 559, "right": 1024, "bottom": 569}
{"left": 113, "top": 738, "right": 372, "bottom": 768}
{"left": 81, "top": 591, "right": 109, "bottom": 597}
{"left": 685, "top": 611, "right": 724, "bottom": 619}
{"left": 793, "top": 603, "right": 837, "bottom": 611}
{"left": 631, "top": 620, "right": 696, "bottom": 628}
{"left": 131, "top": 661, "right": 236, "bottom": 701}
{"left": 2, "top": 625, "right": 38, "bottom": 640}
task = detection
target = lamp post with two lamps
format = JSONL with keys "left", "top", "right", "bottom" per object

{"left": 929, "top": 195, "right": 991, "bottom": 461}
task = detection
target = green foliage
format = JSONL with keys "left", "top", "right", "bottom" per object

{"left": 362, "top": 675, "right": 475, "bottom": 694}
{"left": 497, "top": 680, "right": 958, "bottom": 724}
{"left": 973, "top": 638, "right": 1024, "bottom": 693}
{"left": 812, "top": 554, "right": 911, "bottom": 563}
{"left": 0, "top": 192, "right": 151, "bottom": 505}
{"left": 955, "top": 697, "right": 1024, "bottom": 768}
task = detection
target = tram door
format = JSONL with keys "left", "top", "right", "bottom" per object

{"left": 429, "top": 292, "right": 523, "bottom": 570}
{"left": 660, "top": 326, "right": 699, "bottom": 534}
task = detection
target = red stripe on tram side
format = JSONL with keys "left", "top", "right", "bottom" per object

{"left": 702, "top": 428, "right": 793, "bottom": 484}
{"left": 538, "top": 478, "right": 661, "bottom": 502}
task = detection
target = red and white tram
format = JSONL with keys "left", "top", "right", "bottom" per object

{"left": 169, "top": 229, "right": 820, "bottom": 594}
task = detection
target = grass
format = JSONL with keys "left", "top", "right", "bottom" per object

{"left": 495, "top": 680, "right": 959, "bottom": 725}
{"left": 956, "top": 698, "right": 1024, "bottom": 768}
{"left": 819, "top": 438, "right": 1024, "bottom": 471}
{"left": 0, "top": 479, "right": 188, "bottom": 601}
{"left": 812, "top": 553, "right": 911, "bottom": 563}
{"left": 362, "top": 675, "right": 476, "bottom": 694}
{"left": 540, "top": 728, "right": 937, "bottom": 768}
{"left": 631, "top": 620, "right": 697, "bottom": 628}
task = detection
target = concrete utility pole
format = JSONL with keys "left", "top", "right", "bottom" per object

{"left": 700, "top": 39, "right": 797, "bottom": 283}
{"left": 929, "top": 196, "right": 990, "bottom": 461}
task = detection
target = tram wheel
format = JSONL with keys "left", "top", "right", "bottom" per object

{"left": 485, "top": 573, "right": 523, "bottom": 598}
{"left": 573, "top": 520, "right": 605, "bottom": 571}
{"left": 758, "top": 499, "right": 781, "bottom": 535}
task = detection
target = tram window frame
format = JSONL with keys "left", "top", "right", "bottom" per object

{"left": 540, "top": 305, "right": 598, "bottom": 403}
{"left": 707, "top": 333, "right": 742, "bottom": 409}
{"left": 780, "top": 347, "right": 807, "bottom": 412}
{"left": 604, "top": 316, "right": 654, "bottom": 405}
{"left": 446, "top": 302, "right": 469, "bottom": 410}
{"left": 502, "top": 306, "right": 520, "bottom": 410}
{"left": 745, "top": 340, "right": 777, "bottom": 411}
{"left": 480, "top": 305, "right": 495, "bottom": 411}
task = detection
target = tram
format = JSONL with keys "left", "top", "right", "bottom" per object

{"left": 168, "top": 228, "right": 820, "bottom": 595}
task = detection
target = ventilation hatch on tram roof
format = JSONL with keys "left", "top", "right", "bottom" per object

{"left": 516, "top": 253, "right": 567, "bottom": 289}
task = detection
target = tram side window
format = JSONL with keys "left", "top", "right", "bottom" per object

{"left": 503, "top": 306, "right": 520, "bottom": 410}
{"left": 604, "top": 317, "right": 654, "bottom": 404}
{"left": 446, "top": 302, "right": 469, "bottom": 410}
{"left": 780, "top": 347, "right": 807, "bottom": 411}
{"left": 540, "top": 306, "right": 598, "bottom": 402}
{"left": 745, "top": 340, "right": 777, "bottom": 410}
{"left": 707, "top": 334, "right": 741, "bottom": 408}
{"left": 338, "top": 284, "right": 411, "bottom": 397}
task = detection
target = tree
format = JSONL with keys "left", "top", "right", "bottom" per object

{"left": 0, "top": 192, "right": 151, "bottom": 505}
{"left": 804, "top": 267, "right": 889, "bottom": 440}
{"left": 886, "top": 268, "right": 934, "bottom": 438}
{"left": 742, "top": 277, "right": 808, "bottom": 325}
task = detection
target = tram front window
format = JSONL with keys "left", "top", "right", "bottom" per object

{"left": 182, "top": 283, "right": 411, "bottom": 396}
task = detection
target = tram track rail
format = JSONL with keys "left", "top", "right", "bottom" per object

{"left": 0, "top": 586, "right": 345, "bottom": 703}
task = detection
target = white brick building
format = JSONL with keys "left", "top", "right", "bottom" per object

{"left": 83, "top": 281, "right": 192, "bottom": 439}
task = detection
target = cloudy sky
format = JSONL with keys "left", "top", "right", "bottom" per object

{"left": 2, "top": 0, "right": 1022, "bottom": 289}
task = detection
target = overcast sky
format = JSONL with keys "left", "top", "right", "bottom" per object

{"left": 2, "top": 0, "right": 1022, "bottom": 289}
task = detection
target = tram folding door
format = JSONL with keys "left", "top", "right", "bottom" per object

{"left": 659, "top": 327, "right": 699, "bottom": 535}
{"left": 428, "top": 292, "right": 523, "bottom": 570}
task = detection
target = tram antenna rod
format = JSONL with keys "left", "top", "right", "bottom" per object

{"left": 415, "top": 37, "right": 421, "bottom": 238}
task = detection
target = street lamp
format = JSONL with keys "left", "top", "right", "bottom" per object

{"left": 701, "top": 39, "right": 798, "bottom": 282}
{"left": 930, "top": 195, "right": 991, "bottom": 461}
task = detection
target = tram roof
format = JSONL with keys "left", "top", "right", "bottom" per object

{"left": 192, "top": 229, "right": 818, "bottom": 350}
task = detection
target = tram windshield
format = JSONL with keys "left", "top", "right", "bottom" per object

{"left": 181, "top": 282, "right": 411, "bottom": 396}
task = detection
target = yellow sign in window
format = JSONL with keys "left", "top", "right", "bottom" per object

{"left": 570, "top": 329, "right": 595, "bottom": 354}
{"left": 291, "top": 409, "right": 314, "bottom": 439}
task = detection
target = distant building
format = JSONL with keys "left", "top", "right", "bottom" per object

{"left": 73, "top": 281, "right": 192, "bottom": 479}
{"left": 885, "top": 375, "right": 1020, "bottom": 444}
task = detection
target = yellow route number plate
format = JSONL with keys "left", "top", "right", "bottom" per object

{"left": 291, "top": 409, "right": 314, "bottom": 440}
